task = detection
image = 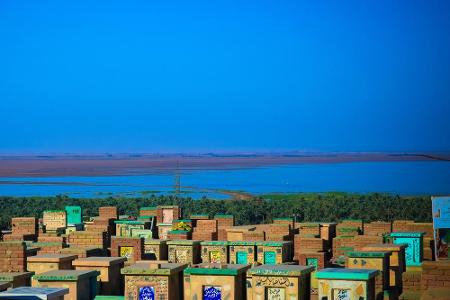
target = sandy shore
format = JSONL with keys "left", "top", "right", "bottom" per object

{"left": 0, "top": 152, "right": 448, "bottom": 178}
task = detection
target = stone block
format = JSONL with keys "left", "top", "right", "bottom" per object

{"left": 167, "top": 240, "right": 201, "bottom": 265}
{"left": 121, "top": 262, "right": 187, "bottom": 300}
{"left": 32, "top": 270, "right": 100, "bottom": 300}
{"left": 249, "top": 265, "right": 314, "bottom": 300}
{"left": 27, "top": 254, "right": 77, "bottom": 274}
{"left": 184, "top": 263, "right": 250, "bottom": 300}
{"left": 73, "top": 257, "right": 126, "bottom": 295}
{"left": 110, "top": 237, "right": 144, "bottom": 264}
{"left": 316, "top": 268, "right": 379, "bottom": 300}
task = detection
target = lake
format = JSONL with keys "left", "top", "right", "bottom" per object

{"left": 0, "top": 161, "right": 449, "bottom": 199}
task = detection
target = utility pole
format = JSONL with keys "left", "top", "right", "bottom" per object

{"left": 174, "top": 160, "right": 181, "bottom": 196}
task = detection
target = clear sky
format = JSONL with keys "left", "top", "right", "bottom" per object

{"left": 1, "top": 1, "right": 449, "bottom": 154}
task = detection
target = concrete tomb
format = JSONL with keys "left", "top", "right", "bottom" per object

{"left": 72, "top": 257, "right": 127, "bottom": 295}
{"left": 184, "top": 263, "right": 250, "bottom": 300}
{"left": 121, "top": 262, "right": 187, "bottom": 300}
{"left": 248, "top": 264, "right": 314, "bottom": 300}
{"left": 315, "top": 268, "right": 379, "bottom": 300}
{"left": 389, "top": 232, "right": 424, "bottom": 266}
{"left": 346, "top": 251, "right": 391, "bottom": 298}
{"left": 361, "top": 243, "right": 407, "bottom": 294}
{"left": 200, "top": 241, "right": 229, "bottom": 264}
{"left": 256, "top": 241, "right": 292, "bottom": 265}
{"left": 27, "top": 254, "right": 78, "bottom": 274}
{"left": 32, "top": 270, "right": 100, "bottom": 300}
{"left": 228, "top": 241, "right": 257, "bottom": 265}
{"left": 65, "top": 206, "right": 82, "bottom": 226}
{"left": 167, "top": 240, "right": 201, "bottom": 265}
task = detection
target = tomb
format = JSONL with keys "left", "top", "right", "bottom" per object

{"left": 68, "top": 231, "right": 108, "bottom": 249}
{"left": 0, "top": 287, "right": 69, "bottom": 300}
{"left": 32, "top": 270, "right": 100, "bottom": 300}
{"left": 200, "top": 241, "right": 229, "bottom": 263}
{"left": 121, "top": 262, "right": 187, "bottom": 300}
{"left": 248, "top": 264, "right": 314, "bottom": 300}
{"left": 255, "top": 241, "right": 292, "bottom": 265}
{"left": 315, "top": 268, "right": 379, "bottom": 300}
{"left": 43, "top": 210, "right": 67, "bottom": 231}
{"left": 362, "top": 243, "right": 407, "bottom": 294}
{"left": 229, "top": 241, "right": 257, "bottom": 264}
{"left": 27, "top": 254, "right": 78, "bottom": 274}
{"left": 114, "top": 220, "right": 150, "bottom": 238}
{"left": 130, "top": 229, "right": 153, "bottom": 239}
{"left": 11, "top": 217, "right": 39, "bottom": 235}
{"left": 98, "top": 206, "right": 118, "bottom": 220}
{"left": 157, "top": 224, "right": 172, "bottom": 240}
{"left": 139, "top": 207, "right": 157, "bottom": 217}
{"left": 184, "top": 263, "right": 250, "bottom": 300}
{"left": 157, "top": 206, "right": 180, "bottom": 224}
{"left": 214, "top": 214, "right": 235, "bottom": 241}
{"left": 320, "top": 223, "right": 337, "bottom": 243}
{"left": 0, "top": 241, "right": 29, "bottom": 272}
{"left": 143, "top": 239, "right": 168, "bottom": 260}
{"left": 167, "top": 240, "right": 201, "bottom": 265}
{"left": 0, "top": 272, "right": 34, "bottom": 288}
{"left": 346, "top": 251, "right": 392, "bottom": 297}
{"left": 192, "top": 219, "right": 218, "bottom": 241}
{"left": 297, "top": 251, "right": 330, "bottom": 270}
{"left": 389, "top": 232, "right": 425, "bottom": 266}
{"left": 65, "top": 206, "right": 82, "bottom": 226}
{"left": 110, "top": 237, "right": 144, "bottom": 264}
{"left": 167, "top": 229, "right": 192, "bottom": 240}
{"left": 72, "top": 257, "right": 126, "bottom": 295}
{"left": 59, "top": 246, "right": 104, "bottom": 258}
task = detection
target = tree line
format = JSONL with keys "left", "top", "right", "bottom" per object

{"left": 0, "top": 192, "right": 432, "bottom": 230}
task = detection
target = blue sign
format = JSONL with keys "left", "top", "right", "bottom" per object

{"left": 203, "top": 286, "right": 221, "bottom": 300}
{"left": 432, "top": 197, "right": 450, "bottom": 229}
{"left": 139, "top": 286, "right": 154, "bottom": 300}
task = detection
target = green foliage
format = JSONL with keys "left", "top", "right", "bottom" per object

{"left": 0, "top": 192, "right": 432, "bottom": 230}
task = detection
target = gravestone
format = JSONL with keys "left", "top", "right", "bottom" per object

{"left": 389, "top": 232, "right": 424, "bottom": 266}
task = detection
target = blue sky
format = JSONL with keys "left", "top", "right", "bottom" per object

{"left": 1, "top": 1, "right": 449, "bottom": 153}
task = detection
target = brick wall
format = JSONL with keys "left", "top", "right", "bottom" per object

{"left": 99, "top": 206, "right": 118, "bottom": 219}
{"left": 364, "top": 221, "right": 392, "bottom": 236}
{"left": 0, "top": 241, "right": 27, "bottom": 272}
{"left": 68, "top": 231, "right": 108, "bottom": 249}
{"left": 12, "top": 217, "right": 38, "bottom": 235}
{"left": 111, "top": 237, "right": 144, "bottom": 264}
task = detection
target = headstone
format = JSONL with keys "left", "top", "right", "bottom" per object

{"left": 315, "top": 268, "right": 379, "bottom": 300}
{"left": 27, "top": 254, "right": 78, "bottom": 274}
{"left": 72, "top": 257, "right": 127, "bottom": 295}
{"left": 184, "top": 263, "right": 250, "bottom": 300}
{"left": 228, "top": 241, "right": 257, "bottom": 264}
{"left": 167, "top": 240, "right": 201, "bottom": 265}
{"left": 200, "top": 241, "right": 229, "bottom": 264}
{"left": 256, "top": 241, "right": 292, "bottom": 265}
{"left": 249, "top": 265, "right": 315, "bottom": 300}
{"left": 65, "top": 206, "right": 82, "bottom": 226}
{"left": 121, "top": 262, "right": 187, "bottom": 300}
{"left": 389, "top": 232, "right": 425, "bottom": 266}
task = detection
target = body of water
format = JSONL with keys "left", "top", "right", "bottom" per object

{"left": 0, "top": 161, "right": 449, "bottom": 198}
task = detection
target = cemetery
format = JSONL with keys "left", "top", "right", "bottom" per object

{"left": 0, "top": 197, "right": 448, "bottom": 299}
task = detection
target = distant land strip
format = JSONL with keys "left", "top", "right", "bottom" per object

{"left": 0, "top": 152, "right": 448, "bottom": 178}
